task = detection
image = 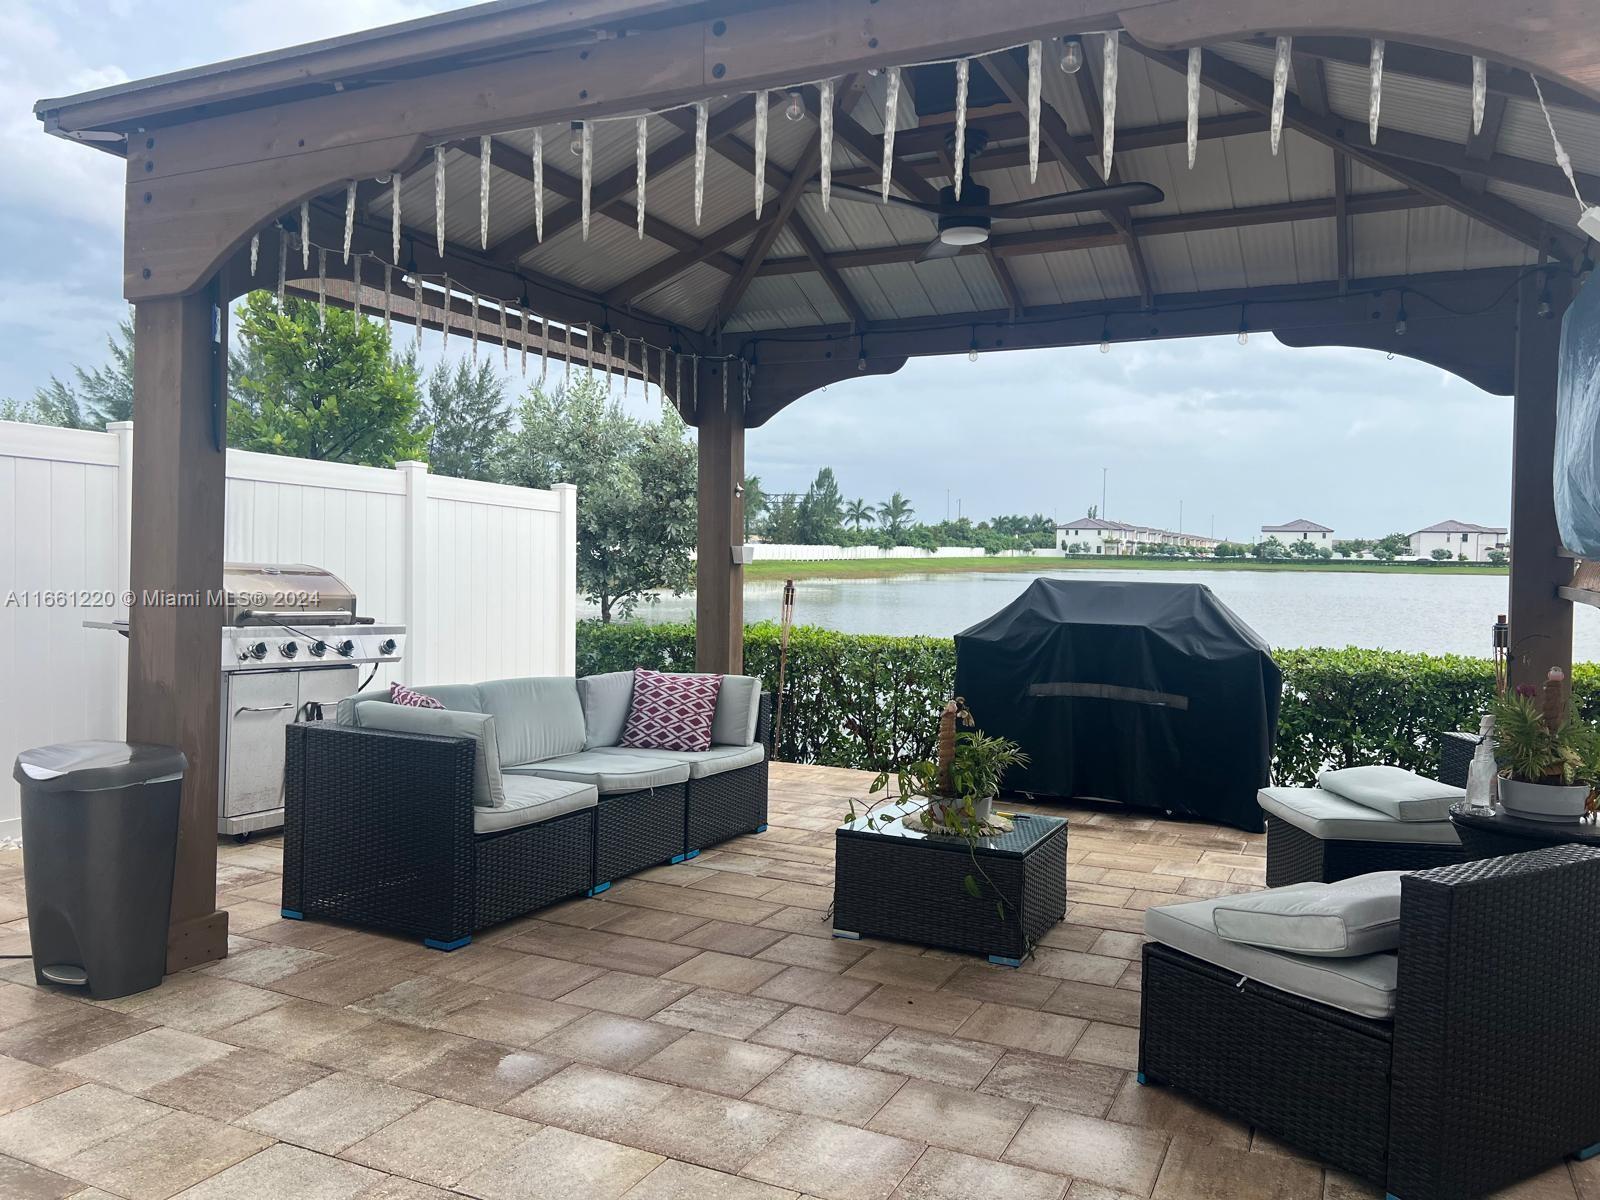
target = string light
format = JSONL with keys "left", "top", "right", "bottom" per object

{"left": 1058, "top": 36, "right": 1084, "bottom": 74}
{"left": 783, "top": 90, "right": 805, "bottom": 121}
{"left": 568, "top": 121, "right": 583, "bottom": 156}
{"left": 1099, "top": 319, "right": 1111, "bottom": 353}
{"left": 1393, "top": 294, "right": 1408, "bottom": 336}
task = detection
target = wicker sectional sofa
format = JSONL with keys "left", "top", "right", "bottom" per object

{"left": 281, "top": 672, "right": 769, "bottom": 949}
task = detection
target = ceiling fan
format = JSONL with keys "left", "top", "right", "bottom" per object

{"left": 813, "top": 129, "right": 1164, "bottom": 259}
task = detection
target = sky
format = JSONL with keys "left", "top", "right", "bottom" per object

{"left": 2, "top": 0, "right": 1514, "bottom": 543}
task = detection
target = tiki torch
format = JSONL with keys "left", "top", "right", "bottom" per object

{"left": 774, "top": 579, "right": 796, "bottom": 756}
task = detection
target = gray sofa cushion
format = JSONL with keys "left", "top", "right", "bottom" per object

{"left": 1212, "top": 872, "right": 1405, "bottom": 957}
{"left": 593, "top": 743, "right": 764, "bottom": 779}
{"left": 357, "top": 705, "right": 505, "bottom": 809}
{"left": 577, "top": 671, "right": 634, "bottom": 749}
{"left": 478, "top": 677, "right": 586, "bottom": 766}
{"left": 337, "top": 683, "right": 483, "bottom": 726}
{"left": 475, "top": 775, "right": 597, "bottom": 834}
{"left": 1258, "top": 787, "right": 1461, "bottom": 845}
{"left": 1315, "top": 765, "right": 1463, "bottom": 822}
{"left": 710, "top": 675, "right": 762, "bottom": 746}
{"left": 507, "top": 751, "right": 690, "bottom": 794}
{"left": 1146, "top": 894, "right": 1398, "bottom": 1020}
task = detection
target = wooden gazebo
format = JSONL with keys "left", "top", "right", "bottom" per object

{"left": 34, "top": 0, "right": 1600, "bottom": 969}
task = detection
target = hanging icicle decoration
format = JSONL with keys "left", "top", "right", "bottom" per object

{"left": 300, "top": 201, "right": 311, "bottom": 269}
{"left": 391, "top": 173, "right": 402, "bottom": 264}
{"left": 1270, "top": 36, "right": 1291, "bottom": 155}
{"left": 382, "top": 264, "right": 393, "bottom": 338}
{"left": 881, "top": 67, "right": 901, "bottom": 202}
{"left": 675, "top": 350, "right": 683, "bottom": 410}
{"left": 469, "top": 293, "right": 481, "bottom": 363}
{"left": 1026, "top": 40, "right": 1042, "bottom": 183}
{"left": 1101, "top": 33, "right": 1119, "bottom": 181}
{"left": 1369, "top": 38, "right": 1385, "bottom": 145}
{"left": 635, "top": 117, "right": 648, "bottom": 239}
{"left": 623, "top": 338, "right": 631, "bottom": 401}
{"left": 580, "top": 122, "right": 594, "bottom": 240}
{"left": 1186, "top": 48, "right": 1202, "bottom": 169}
{"left": 316, "top": 249, "right": 327, "bottom": 322}
{"left": 434, "top": 146, "right": 447, "bottom": 256}
{"left": 519, "top": 309, "right": 528, "bottom": 377}
{"left": 540, "top": 317, "right": 550, "bottom": 384}
{"left": 819, "top": 79, "right": 835, "bottom": 211}
{"left": 441, "top": 276, "right": 451, "bottom": 351}
{"left": 352, "top": 255, "right": 362, "bottom": 323}
{"left": 953, "top": 59, "right": 969, "bottom": 200}
{"left": 691, "top": 355, "right": 699, "bottom": 414}
{"left": 414, "top": 276, "right": 425, "bottom": 349}
{"left": 565, "top": 323, "right": 574, "bottom": 388}
{"left": 604, "top": 330, "right": 615, "bottom": 397}
{"left": 754, "top": 91, "right": 770, "bottom": 218}
{"left": 277, "top": 233, "right": 287, "bottom": 307}
{"left": 250, "top": 233, "right": 260, "bottom": 276}
{"left": 500, "top": 303, "right": 509, "bottom": 369}
{"left": 479, "top": 135, "right": 492, "bottom": 249}
{"left": 343, "top": 182, "right": 357, "bottom": 263}
{"left": 531, "top": 129, "right": 545, "bottom": 244}
{"left": 1471, "top": 57, "right": 1488, "bottom": 135}
{"left": 693, "top": 101, "right": 709, "bottom": 225}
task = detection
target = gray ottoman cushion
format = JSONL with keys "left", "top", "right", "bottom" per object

{"left": 1212, "top": 871, "right": 1404, "bottom": 957}
{"left": 1316, "top": 765, "right": 1463, "bottom": 822}
{"left": 1258, "top": 787, "right": 1460, "bottom": 845}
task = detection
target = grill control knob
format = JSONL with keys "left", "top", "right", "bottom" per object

{"left": 379, "top": 638, "right": 398, "bottom": 656}
{"left": 246, "top": 641, "right": 269, "bottom": 660}
{"left": 279, "top": 641, "right": 299, "bottom": 659}
{"left": 336, "top": 639, "right": 355, "bottom": 657}
{"left": 308, "top": 640, "right": 328, "bottom": 657}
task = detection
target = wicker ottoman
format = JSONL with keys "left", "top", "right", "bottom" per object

{"left": 832, "top": 803, "right": 1067, "bottom": 966}
{"left": 1259, "top": 787, "right": 1463, "bottom": 886}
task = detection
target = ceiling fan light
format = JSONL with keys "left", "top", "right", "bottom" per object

{"left": 939, "top": 223, "right": 989, "bottom": 246}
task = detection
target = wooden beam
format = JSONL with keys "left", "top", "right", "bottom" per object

{"left": 695, "top": 360, "right": 744, "bottom": 672}
{"left": 828, "top": 107, "right": 944, "bottom": 207}
{"left": 603, "top": 211, "right": 764, "bottom": 308}
{"left": 785, "top": 212, "right": 868, "bottom": 328}
{"left": 755, "top": 189, "right": 1433, "bottom": 275}
{"left": 982, "top": 50, "right": 1154, "bottom": 307}
{"left": 1462, "top": 92, "right": 1508, "bottom": 193}
{"left": 1363, "top": 122, "right": 1600, "bottom": 204}
{"left": 1129, "top": 43, "right": 1581, "bottom": 262}
{"left": 1334, "top": 155, "right": 1351, "bottom": 293}
{"left": 893, "top": 109, "right": 1266, "bottom": 158}
{"left": 1065, "top": 50, "right": 1156, "bottom": 309}
{"left": 1292, "top": 53, "right": 1330, "bottom": 116}
{"left": 1508, "top": 267, "right": 1574, "bottom": 691}
{"left": 128, "top": 283, "right": 230, "bottom": 973}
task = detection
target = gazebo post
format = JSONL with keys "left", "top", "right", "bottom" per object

{"left": 126, "top": 280, "right": 230, "bottom": 972}
{"left": 695, "top": 360, "right": 745, "bottom": 674}
{"left": 1507, "top": 267, "right": 1574, "bottom": 692}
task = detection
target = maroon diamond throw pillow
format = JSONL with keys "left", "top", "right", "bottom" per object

{"left": 390, "top": 681, "right": 445, "bottom": 709}
{"left": 620, "top": 669, "right": 723, "bottom": 752}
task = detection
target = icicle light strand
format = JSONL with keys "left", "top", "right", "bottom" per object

{"left": 1270, "top": 36, "right": 1291, "bottom": 155}
{"left": 352, "top": 255, "right": 362, "bottom": 323}
{"left": 754, "top": 91, "right": 769, "bottom": 218}
{"left": 693, "top": 101, "right": 708, "bottom": 225}
{"left": 277, "top": 235, "right": 287, "bottom": 307}
{"left": 881, "top": 67, "right": 901, "bottom": 202}
{"left": 580, "top": 123, "right": 594, "bottom": 239}
{"left": 391, "top": 173, "right": 402, "bottom": 263}
{"left": 317, "top": 249, "right": 327, "bottom": 320}
{"left": 540, "top": 317, "right": 549, "bottom": 383}
{"left": 250, "top": 233, "right": 259, "bottom": 276}
{"left": 565, "top": 323, "right": 574, "bottom": 388}
{"left": 532, "top": 129, "right": 544, "bottom": 243}
{"left": 1101, "top": 34, "right": 1119, "bottom": 181}
{"left": 414, "top": 277, "right": 425, "bottom": 349}
{"left": 636, "top": 117, "right": 648, "bottom": 239}
{"left": 382, "top": 264, "right": 393, "bottom": 337}
{"left": 433, "top": 146, "right": 446, "bottom": 256}
{"left": 1369, "top": 39, "right": 1385, "bottom": 145}
{"left": 479, "top": 135, "right": 492, "bottom": 249}
{"left": 819, "top": 80, "right": 834, "bottom": 211}
{"left": 1472, "top": 57, "right": 1488, "bottom": 136}
{"left": 500, "top": 304, "right": 509, "bottom": 369}
{"left": 1186, "top": 47, "right": 1201, "bottom": 169}
{"left": 519, "top": 309, "right": 528, "bottom": 377}
{"left": 1531, "top": 74, "right": 1590, "bottom": 213}
{"left": 1026, "top": 41, "right": 1042, "bottom": 183}
{"left": 953, "top": 59, "right": 969, "bottom": 200}
{"left": 300, "top": 201, "right": 311, "bottom": 269}
{"left": 343, "top": 182, "right": 357, "bottom": 263}
{"left": 470, "top": 293, "right": 480, "bottom": 362}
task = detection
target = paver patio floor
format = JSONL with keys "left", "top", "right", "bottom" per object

{"left": 0, "top": 762, "right": 1587, "bottom": 1199}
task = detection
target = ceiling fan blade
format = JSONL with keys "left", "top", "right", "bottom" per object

{"left": 805, "top": 181, "right": 942, "bottom": 215}
{"left": 987, "top": 182, "right": 1165, "bottom": 220}
{"left": 918, "top": 236, "right": 965, "bottom": 262}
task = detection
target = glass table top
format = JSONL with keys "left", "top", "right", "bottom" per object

{"left": 837, "top": 801, "right": 1067, "bottom": 857}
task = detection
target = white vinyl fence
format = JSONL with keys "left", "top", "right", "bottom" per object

{"left": 0, "top": 420, "right": 576, "bottom": 831}
{"left": 747, "top": 544, "right": 1062, "bottom": 560}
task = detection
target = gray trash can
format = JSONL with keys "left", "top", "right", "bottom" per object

{"left": 13, "top": 740, "right": 187, "bottom": 1000}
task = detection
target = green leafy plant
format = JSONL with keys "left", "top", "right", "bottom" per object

{"left": 1490, "top": 684, "right": 1598, "bottom": 786}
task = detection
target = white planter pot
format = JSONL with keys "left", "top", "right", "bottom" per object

{"left": 1498, "top": 777, "right": 1592, "bottom": 824}
{"left": 926, "top": 794, "right": 995, "bottom": 827}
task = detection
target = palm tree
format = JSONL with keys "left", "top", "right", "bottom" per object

{"left": 844, "top": 498, "right": 874, "bottom": 530}
{"left": 877, "top": 491, "right": 915, "bottom": 534}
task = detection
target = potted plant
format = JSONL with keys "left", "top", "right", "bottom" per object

{"left": 1490, "top": 667, "right": 1598, "bottom": 823}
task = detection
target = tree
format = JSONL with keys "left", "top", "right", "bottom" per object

{"left": 1333, "top": 539, "right": 1371, "bottom": 558}
{"left": 496, "top": 374, "right": 695, "bottom": 622}
{"left": 763, "top": 494, "right": 801, "bottom": 544}
{"left": 878, "top": 491, "right": 915, "bottom": 535}
{"left": 14, "top": 315, "right": 137, "bottom": 429}
{"left": 795, "top": 467, "right": 845, "bottom": 544}
{"left": 1288, "top": 538, "right": 1324, "bottom": 559}
{"left": 1375, "top": 531, "right": 1411, "bottom": 558}
{"left": 742, "top": 476, "right": 768, "bottom": 538}
{"left": 1487, "top": 548, "right": 1509, "bottom": 565}
{"left": 420, "top": 356, "right": 508, "bottom": 481}
{"left": 1430, "top": 547, "right": 1455, "bottom": 561}
{"left": 844, "top": 497, "right": 875, "bottom": 530}
{"left": 1254, "top": 536, "right": 1289, "bottom": 561}
{"left": 229, "top": 292, "right": 427, "bottom": 465}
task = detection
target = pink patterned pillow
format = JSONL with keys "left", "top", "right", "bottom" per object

{"left": 620, "top": 669, "right": 723, "bottom": 752}
{"left": 390, "top": 681, "right": 445, "bottom": 709}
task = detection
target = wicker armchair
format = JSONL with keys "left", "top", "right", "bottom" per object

{"left": 1139, "top": 845, "right": 1600, "bottom": 1200}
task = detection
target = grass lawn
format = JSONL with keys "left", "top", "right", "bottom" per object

{"left": 744, "top": 555, "right": 1510, "bottom": 582}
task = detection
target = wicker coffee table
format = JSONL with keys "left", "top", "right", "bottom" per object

{"left": 832, "top": 803, "right": 1068, "bottom": 966}
{"left": 1450, "top": 800, "right": 1600, "bottom": 859}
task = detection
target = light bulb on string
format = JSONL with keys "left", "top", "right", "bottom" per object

{"left": 784, "top": 90, "right": 806, "bottom": 122}
{"left": 1237, "top": 305, "right": 1249, "bottom": 345}
{"left": 1059, "top": 37, "right": 1084, "bottom": 74}
{"left": 968, "top": 348, "right": 980, "bottom": 363}
{"left": 568, "top": 121, "right": 583, "bottom": 156}
{"left": 1393, "top": 295, "right": 1408, "bottom": 336}
{"left": 1537, "top": 279, "right": 1555, "bottom": 319}
{"left": 1099, "top": 320, "right": 1112, "bottom": 354}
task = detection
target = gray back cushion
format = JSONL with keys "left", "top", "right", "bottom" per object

{"left": 356, "top": 704, "right": 505, "bottom": 808}
{"left": 577, "top": 671, "right": 635, "bottom": 749}
{"left": 336, "top": 684, "right": 483, "bottom": 727}
{"left": 710, "top": 675, "right": 762, "bottom": 746}
{"left": 477, "top": 677, "right": 586, "bottom": 766}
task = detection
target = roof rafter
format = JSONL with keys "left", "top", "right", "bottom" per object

{"left": 1462, "top": 92, "right": 1508, "bottom": 193}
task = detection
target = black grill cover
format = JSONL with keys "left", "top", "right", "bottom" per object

{"left": 955, "top": 579, "right": 1281, "bottom": 833}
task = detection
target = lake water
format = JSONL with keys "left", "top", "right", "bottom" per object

{"left": 600, "top": 567, "right": 1600, "bottom": 660}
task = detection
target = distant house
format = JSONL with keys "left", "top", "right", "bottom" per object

{"left": 1056, "top": 518, "right": 1221, "bottom": 555}
{"left": 1409, "top": 520, "right": 1508, "bottom": 563}
{"left": 1261, "top": 518, "right": 1334, "bottom": 546}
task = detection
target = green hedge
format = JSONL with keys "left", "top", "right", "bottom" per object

{"left": 578, "top": 620, "right": 1600, "bottom": 785}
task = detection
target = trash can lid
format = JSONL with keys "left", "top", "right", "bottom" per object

{"left": 13, "top": 741, "right": 187, "bottom": 792}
